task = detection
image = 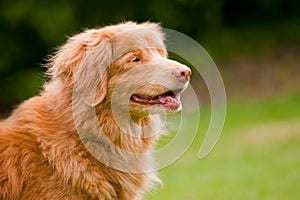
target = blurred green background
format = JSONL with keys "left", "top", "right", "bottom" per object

{"left": 0, "top": 0, "right": 299, "bottom": 199}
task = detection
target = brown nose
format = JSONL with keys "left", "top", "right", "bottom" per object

{"left": 172, "top": 65, "right": 191, "bottom": 82}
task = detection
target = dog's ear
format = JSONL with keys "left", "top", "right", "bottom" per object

{"left": 74, "top": 35, "right": 113, "bottom": 106}
{"left": 47, "top": 30, "right": 114, "bottom": 106}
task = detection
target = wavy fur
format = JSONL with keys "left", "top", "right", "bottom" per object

{"left": 0, "top": 21, "right": 190, "bottom": 200}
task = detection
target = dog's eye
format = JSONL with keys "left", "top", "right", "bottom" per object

{"left": 130, "top": 57, "right": 140, "bottom": 62}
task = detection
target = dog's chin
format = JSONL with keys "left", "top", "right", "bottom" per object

{"left": 129, "top": 89, "right": 184, "bottom": 115}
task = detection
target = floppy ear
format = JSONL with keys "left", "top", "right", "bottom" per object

{"left": 46, "top": 30, "right": 113, "bottom": 106}
{"left": 74, "top": 37, "right": 113, "bottom": 106}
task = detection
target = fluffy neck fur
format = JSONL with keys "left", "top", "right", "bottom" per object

{"left": 40, "top": 79, "right": 162, "bottom": 199}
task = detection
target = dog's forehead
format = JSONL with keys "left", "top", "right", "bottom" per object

{"left": 111, "top": 25, "right": 166, "bottom": 56}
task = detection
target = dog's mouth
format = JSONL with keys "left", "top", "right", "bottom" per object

{"left": 130, "top": 88, "right": 183, "bottom": 110}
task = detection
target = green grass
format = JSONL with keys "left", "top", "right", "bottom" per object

{"left": 145, "top": 92, "right": 300, "bottom": 200}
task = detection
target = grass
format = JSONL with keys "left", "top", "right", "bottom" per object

{"left": 145, "top": 92, "right": 300, "bottom": 200}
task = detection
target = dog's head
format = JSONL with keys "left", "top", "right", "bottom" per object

{"left": 47, "top": 22, "right": 191, "bottom": 117}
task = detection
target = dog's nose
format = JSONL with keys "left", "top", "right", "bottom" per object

{"left": 172, "top": 65, "right": 191, "bottom": 82}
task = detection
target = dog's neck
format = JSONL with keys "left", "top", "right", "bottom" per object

{"left": 43, "top": 79, "right": 162, "bottom": 149}
{"left": 78, "top": 101, "right": 161, "bottom": 174}
{"left": 41, "top": 80, "right": 162, "bottom": 187}
{"left": 73, "top": 97, "right": 162, "bottom": 149}
{"left": 42, "top": 81, "right": 162, "bottom": 173}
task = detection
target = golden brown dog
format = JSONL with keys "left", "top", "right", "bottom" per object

{"left": 0, "top": 22, "right": 191, "bottom": 199}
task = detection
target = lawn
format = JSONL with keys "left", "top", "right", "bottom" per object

{"left": 145, "top": 92, "right": 300, "bottom": 200}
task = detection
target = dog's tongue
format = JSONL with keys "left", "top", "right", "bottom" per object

{"left": 157, "top": 93, "right": 179, "bottom": 104}
{"left": 157, "top": 93, "right": 180, "bottom": 109}
{"left": 131, "top": 92, "right": 180, "bottom": 109}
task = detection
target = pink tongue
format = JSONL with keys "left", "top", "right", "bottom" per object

{"left": 158, "top": 95, "right": 178, "bottom": 104}
{"left": 131, "top": 93, "right": 180, "bottom": 105}
{"left": 131, "top": 91, "right": 181, "bottom": 110}
{"left": 158, "top": 94, "right": 180, "bottom": 109}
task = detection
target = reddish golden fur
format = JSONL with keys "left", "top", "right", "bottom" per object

{"left": 0, "top": 22, "right": 190, "bottom": 199}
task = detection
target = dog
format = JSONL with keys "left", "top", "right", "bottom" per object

{"left": 0, "top": 22, "right": 191, "bottom": 199}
